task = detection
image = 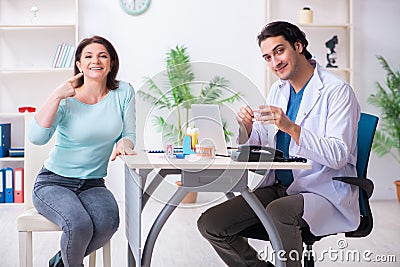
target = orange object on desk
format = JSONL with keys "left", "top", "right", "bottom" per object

{"left": 195, "top": 144, "right": 215, "bottom": 158}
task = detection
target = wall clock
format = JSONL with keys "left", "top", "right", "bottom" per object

{"left": 119, "top": 0, "right": 151, "bottom": 16}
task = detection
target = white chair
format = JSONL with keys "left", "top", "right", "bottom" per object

{"left": 17, "top": 114, "right": 111, "bottom": 267}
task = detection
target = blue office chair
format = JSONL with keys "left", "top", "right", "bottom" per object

{"left": 235, "top": 112, "right": 379, "bottom": 266}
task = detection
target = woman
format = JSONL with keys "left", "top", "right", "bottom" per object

{"left": 29, "top": 36, "right": 136, "bottom": 267}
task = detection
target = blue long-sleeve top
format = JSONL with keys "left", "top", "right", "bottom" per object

{"left": 29, "top": 81, "right": 136, "bottom": 179}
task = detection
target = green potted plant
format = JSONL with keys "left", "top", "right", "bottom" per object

{"left": 138, "top": 45, "right": 240, "bottom": 146}
{"left": 368, "top": 55, "right": 400, "bottom": 202}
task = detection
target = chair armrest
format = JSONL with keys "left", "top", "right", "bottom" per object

{"left": 332, "top": 177, "right": 374, "bottom": 199}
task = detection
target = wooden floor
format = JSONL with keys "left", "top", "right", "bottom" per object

{"left": 1, "top": 195, "right": 399, "bottom": 267}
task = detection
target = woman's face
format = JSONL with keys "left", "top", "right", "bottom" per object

{"left": 76, "top": 43, "right": 112, "bottom": 82}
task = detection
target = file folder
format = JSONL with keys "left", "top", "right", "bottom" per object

{"left": 14, "top": 168, "right": 24, "bottom": 203}
{"left": 0, "top": 169, "right": 4, "bottom": 203}
{"left": 4, "top": 168, "right": 14, "bottom": 203}
{"left": 9, "top": 147, "right": 24, "bottom": 157}
{"left": 0, "top": 123, "right": 11, "bottom": 157}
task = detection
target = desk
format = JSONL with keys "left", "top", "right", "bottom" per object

{"left": 123, "top": 151, "right": 311, "bottom": 267}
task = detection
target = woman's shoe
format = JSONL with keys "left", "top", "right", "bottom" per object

{"left": 49, "top": 251, "right": 64, "bottom": 267}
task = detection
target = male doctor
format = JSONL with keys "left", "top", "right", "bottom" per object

{"left": 197, "top": 21, "right": 361, "bottom": 267}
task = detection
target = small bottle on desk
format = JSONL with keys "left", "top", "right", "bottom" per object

{"left": 186, "top": 127, "right": 199, "bottom": 149}
{"left": 165, "top": 143, "right": 174, "bottom": 158}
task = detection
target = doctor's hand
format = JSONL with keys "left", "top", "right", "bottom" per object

{"left": 256, "top": 105, "right": 301, "bottom": 144}
{"left": 52, "top": 72, "right": 83, "bottom": 100}
{"left": 110, "top": 138, "right": 137, "bottom": 161}
{"left": 237, "top": 105, "right": 254, "bottom": 137}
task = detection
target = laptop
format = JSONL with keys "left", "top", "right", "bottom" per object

{"left": 191, "top": 104, "right": 230, "bottom": 156}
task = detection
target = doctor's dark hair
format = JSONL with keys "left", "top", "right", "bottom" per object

{"left": 73, "top": 35, "right": 120, "bottom": 90}
{"left": 257, "top": 21, "right": 312, "bottom": 60}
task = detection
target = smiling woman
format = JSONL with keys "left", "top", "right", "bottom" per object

{"left": 28, "top": 35, "right": 137, "bottom": 267}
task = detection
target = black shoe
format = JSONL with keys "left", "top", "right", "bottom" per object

{"left": 49, "top": 251, "right": 64, "bottom": 267}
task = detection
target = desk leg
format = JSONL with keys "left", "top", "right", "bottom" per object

{"left": 128, "top": 245, "right": 136, "bottom": 267}
{"left": 241, "top": 188, "right": 286, "bottom": 267}
{"left": 141, "top": 187, "right": 188, "bottom": 267}
{"left": 125, "top": 166, "right": 147, "bottom": 267}
{"left": 142, "top": 169, "right": 181, "bottom": 209}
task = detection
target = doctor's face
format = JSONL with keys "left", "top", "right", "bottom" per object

{"left": 260, "top": 35, "right": 303, "bottom": 81}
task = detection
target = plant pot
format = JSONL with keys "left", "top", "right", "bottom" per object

{"left": 394, "top": 180, "right": 400, "bottom": 203}
{"left": 175, "top": 181, "right": 198, "bottom": 204}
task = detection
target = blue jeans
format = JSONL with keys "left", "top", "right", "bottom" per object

{"left": 33, "top": 167, "right": 120, "bottom": 267}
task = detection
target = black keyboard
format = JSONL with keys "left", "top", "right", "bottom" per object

{"left": 274, "top": 156, "right": 307, "bottom": 163}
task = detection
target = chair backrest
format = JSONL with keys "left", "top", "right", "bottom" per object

{"left": 345, "top": 112, "right": 378, "bottom": 238}
{"left": 24, "top": 113, "right": 55, "bottom": 210}
{"left": 356, "top": 113, "right": 379, "bottom": 178}
{"left": 356, "top": 113, "right": 378, "bottom": 213}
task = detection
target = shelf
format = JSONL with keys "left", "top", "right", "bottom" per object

{"left": 265, "top": 0, "right": 353, "bottom": 91}
{"left": 0, "top": 68, "right": 73, "bottom": 74}
{"left": 0, "top": 24, "right": 76, "bottom": 30}
{"left": 0, "top": 0, "right": 78, "bottom": 155}
{"left": 0, "top": 203, "right": 24, "bottom": 207}
{"left": 324, "top": 67, "right": 352, "bottom": 72}
{"left": 0, "top": 157, "right": 25, "bottom": 162}
{"left": 299, "top": 24, "right": 351, "bottom": 29}
{"left": 0, "top": 112, "right": 26, "bottom": 117}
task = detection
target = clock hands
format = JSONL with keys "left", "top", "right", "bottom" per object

{"left": 120, "top": 0, "right": 150, "bottom": 15}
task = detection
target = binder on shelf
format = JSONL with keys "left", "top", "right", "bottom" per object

{"left": 0, "top": 123, "right": 11, "bottom": 158}
{"left": 60, "top": 45, "right": 71, "bottom": 68}
{"left": 14, "top": 168, "right": 24, "bottom": 203}
{"left": 54, "top": 42, "right": 66, "bottom": 68}
{"left": 9, "top": 147, "right": 24, "bottom": 157}
{"left": 0, "top": 169, "right": 4, "bottom": 203}
{"left": 51, "top": 43, "right": 62, "bottom": 68}
{"left": 66, "top": 46, "right": 76, "bottom": 68}
{"left": 52, "top": 43, "right": 76, "bottom": 68}
{"left": 4, "top": 168, "right": 14, "bottom": 203}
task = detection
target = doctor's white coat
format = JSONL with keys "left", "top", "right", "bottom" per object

{"left": 248, "top": 61, "right": 361, "bottom": 236}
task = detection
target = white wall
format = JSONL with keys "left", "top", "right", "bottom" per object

{"left": 79, "top": 0, "right": 400, "bottom": 200}
{"left": 79, "top": 0, "right": 265, "bottom": 149}
{"left": 352, "top": 0, "right": 400, "bottom": 200}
